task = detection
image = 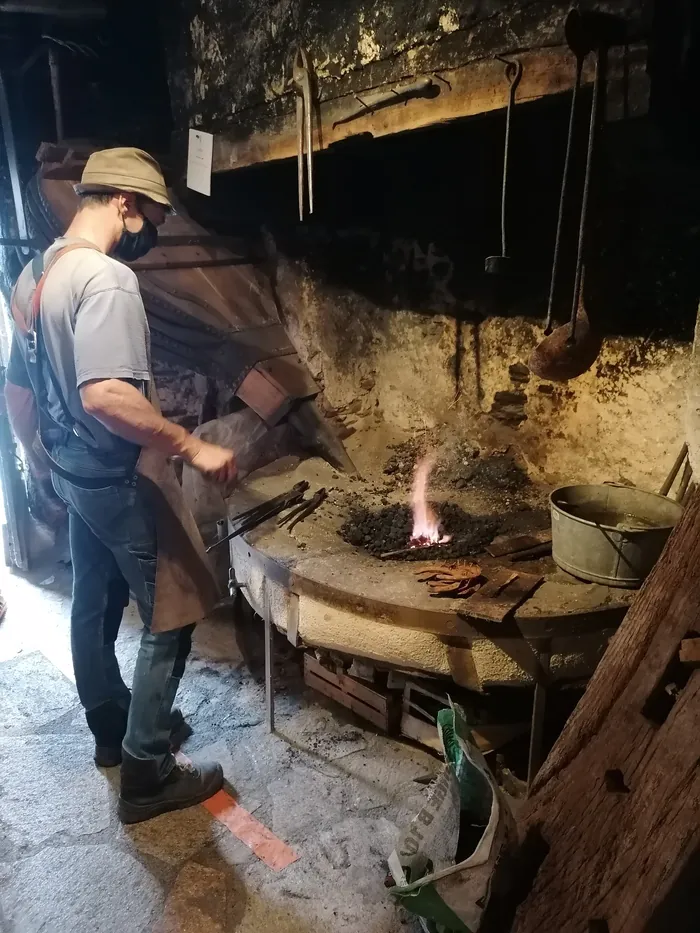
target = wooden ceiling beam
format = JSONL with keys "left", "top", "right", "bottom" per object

{"left": 212, "top": 43, "right": 649, "bottom": 175}
{"left": 0, "top": 1, "right": 105, "bottom": 17}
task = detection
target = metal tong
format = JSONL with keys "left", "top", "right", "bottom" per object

{"left": 278, "top": 487, "right": 328, "bottom": 532}
{"left": 292, "top": 47, "right": 314, "bottom": 222}
{"left": 206, "top": 481, "right": 309, "bottom": 553}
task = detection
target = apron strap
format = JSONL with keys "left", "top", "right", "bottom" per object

{"left": 18, "top": 242, "right": 138, "bottom": 490}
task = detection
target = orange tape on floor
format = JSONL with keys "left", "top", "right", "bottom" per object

{"left": 177, "top": 753, "right": 299, "bottom": 871}
{"left": 203, "top": 790, "right": 299, "bottom": 871}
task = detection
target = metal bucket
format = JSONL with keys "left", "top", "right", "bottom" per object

{"left": 550, "top": 484, "right": 683, "bottom": 588}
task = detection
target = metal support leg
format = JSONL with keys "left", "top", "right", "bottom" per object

{"left": 265, "top": 612, "right": 275, "bottom": 734}
{"left": 527, "top": 641, "right": 551, "bottom": 790}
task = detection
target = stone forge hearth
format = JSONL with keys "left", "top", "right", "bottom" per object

{"left": 338, "top": 446, "right": 545, "bottom": 561}
{"left": 227, "top": 440, "right": 632, "bottom": 691}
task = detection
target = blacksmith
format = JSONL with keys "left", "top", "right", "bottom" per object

{"left": 4, "top": 148, "right": 235, "bottom": 823}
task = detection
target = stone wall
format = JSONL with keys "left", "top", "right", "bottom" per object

{"left": 163, "top": 0, "right": 650, "bottom": 137}
{"left": 244, "top": 103, "right": 696, "bottom": 491}
{"left": 277, "top": 254, "right": 689, "bottom": 488}
{"left": 162, "top": 0, "right": 698, "bottom": 492}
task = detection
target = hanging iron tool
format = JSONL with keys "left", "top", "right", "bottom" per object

{"left": 292, "top": 47, "right": 315, "bottom": 222}
{"left": 485, "top": 57, "right": 523, "bottom": 277}
{"left": 332, "top": 76, "right": 434, "bottom": 129}
{"left": 529, "top": 10, "right": 604, "bottom": 381}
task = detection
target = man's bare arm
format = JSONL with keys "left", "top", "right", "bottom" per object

{"left": 4, "top": 382, "right": 51, "bottom": 479}
{"left": 4, "top": 382, "right": 38, "bottom": 451}
{"left": 80, "top": 378, "right": 237, "bottom": 482}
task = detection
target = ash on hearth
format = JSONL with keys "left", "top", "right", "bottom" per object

{"left": 382, "top": 440, "right": 529, "bottom": 494}
{"left": 383, "top": 439, "right": 423, "bottom": 484}
{"left": 340, "top": 503, "right": 500, "bottom": 560}
{"left": 461, "top": 454, "right": 529, "bottom": 491}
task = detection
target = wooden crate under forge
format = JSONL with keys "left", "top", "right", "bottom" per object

{"left": 303, "top": 654, "right": 401, "bottom": 733}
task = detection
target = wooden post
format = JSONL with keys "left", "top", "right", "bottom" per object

{"left": 505, "top": 487, "right": 700, "bottom": 933}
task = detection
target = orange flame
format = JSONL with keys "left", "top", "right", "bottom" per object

{"left": 410, "top": 455, "right": 451, "bottom": 548}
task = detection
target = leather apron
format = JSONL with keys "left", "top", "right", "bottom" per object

{"left": 14, "top": 242, "right": 220, "bottom": 634}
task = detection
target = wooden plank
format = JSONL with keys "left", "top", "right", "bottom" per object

{"left": 473, "top": 723, "right": 530, "bottom": 754}
{"left": 487, "top": 529, "right": 552, "bottom": 558}
{"left": 236, "top": 356, "right": 319, "bottom": 424}
{"left": 401, "top": 712, "right": 442, "bottom": 753}
{"left": 405, "top": 680, "right": 450, "bottom": 706}
{"left": 212, "top": 44, "right": 648, "bottom": 174}
{"left": 506, "top": 486, "right": 700, "bottom": 933}
{"left": 255, "top": 356, "right": 319, "bottom": 404}
{"left": 401, "top": 710, "right": 528, "bottom": 756}
{"left": 465, "top": 570, "right": 544, "bottom": 623}
{"left": 506, "top": 543, "right": 552, "bottom": 563}
{"left": 304, "top": 668, "right": 389, "bottom": 731}
{"left": 304, "top": 654, "right": 392, "bottom": 715}
{"left": 235, "top": 367, "right": 291, "bottom": 426}
{"left": 403, "top": 698, "right": 437, "bottom": 722}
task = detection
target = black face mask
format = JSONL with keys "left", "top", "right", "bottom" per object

{"left": 112, "top": 212, "right": 159, "bottom": 262}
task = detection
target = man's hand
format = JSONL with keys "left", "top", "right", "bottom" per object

{"left": 80, "top": 379, "right": 238, "bottom": 486}
{"left": 186, "top": 439, "right": 238, "bottom": 485}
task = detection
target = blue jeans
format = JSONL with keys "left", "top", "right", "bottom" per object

{"left": 53, "top": 474, "right": 193, "bottom": 778}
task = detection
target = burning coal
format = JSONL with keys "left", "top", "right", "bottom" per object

{"left": 410, "top": 455, "right": 451, "bottom": 548}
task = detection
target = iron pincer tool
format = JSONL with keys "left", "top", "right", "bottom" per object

{"left": 278, "top": 487, "right": 327, "bottom": 532}
{"left": 292, "top": 47, "right": 314, "bottom": 221}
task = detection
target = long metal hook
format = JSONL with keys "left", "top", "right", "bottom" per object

{"left": 543, "top": 52, "right": 586, "bottom": 335}
{"left": 495, "top": 57, "right": 523, "bottom": 257}
{"left": 567, "top": 51, "right": 600, "bottom": 347}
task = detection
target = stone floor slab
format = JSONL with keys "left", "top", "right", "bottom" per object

{"left": 0, "top": 557, "right": 436, "bottom": 933}
{"left": 155, "top": 862, "right": 226, "bottom": 933}
{"left": 121, "top": 802, "right": 219, "bottom": 867}
{"left": 237, "top": 821, "right": 422, "bottom": 933}
{"left": 0, "top": 652, "right": 77, "bottom": 736}
{"left": 269, "top": 762, "right": 348, "bottom": 842}
{"left": 1, "top": 845, "right": 164, "bottom": 933}
{"left": 279, "top": 707, "right": 368, "bottom": 762}
{"left": 0, "top": 735, "right": 111, "bottom": 849}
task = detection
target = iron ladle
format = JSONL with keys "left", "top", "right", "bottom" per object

{"left": 529, "top": 10, "right": 602, "bottom": 382}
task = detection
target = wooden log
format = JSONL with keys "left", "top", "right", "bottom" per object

{"left": 505, "top": 487, "right": 700, "bottom": 933}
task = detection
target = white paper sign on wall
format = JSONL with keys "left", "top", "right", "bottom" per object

{"left": 186, "top": 129, "right": 214, "bottom": 196}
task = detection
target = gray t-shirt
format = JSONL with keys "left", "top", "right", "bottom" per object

{"left": 9, "top": 238, "right": 151, "bottom": 475}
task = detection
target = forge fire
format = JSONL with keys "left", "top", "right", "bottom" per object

{"left": 340, "top": 451, "right": 502, "bottom": 560}
{"left": 340, "top": 502, "right": 500, "bottom": 560}
{"left": 410, "top": 455, "right": 452, "bottom": 548}
{"left": 339, "top": 446, "right": 549, "bottom": 560}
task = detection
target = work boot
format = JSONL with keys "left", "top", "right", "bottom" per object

{"left": 88, "top": 701, "right": 129, "bottom": 768}
{"left": 118, "top": 751, "right": 223, "bottom": 824}
{"left": 93, "top": 708, "right": 193, "bottom": 768}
